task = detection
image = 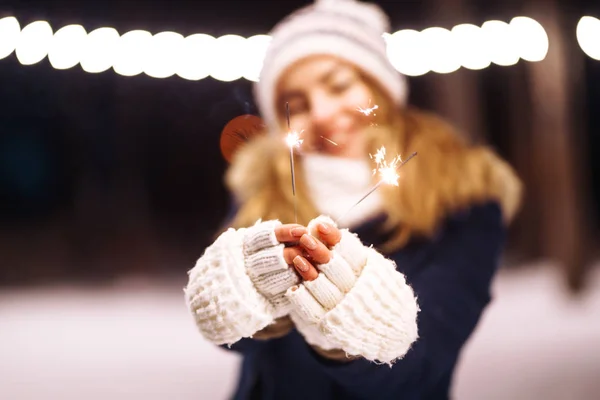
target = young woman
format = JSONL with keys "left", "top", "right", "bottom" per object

{"left": 185, "top": 1, "right": 522, "bottom": 398}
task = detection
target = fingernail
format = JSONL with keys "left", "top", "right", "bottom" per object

{"left": 291, "top": 227, "right": 306, "bottom": 237}
{"left": 301, "top": 234, "right": 317, "bottom": 250}
{"left": 318, "top": 223, "right": 330, "bottom": 234}
{"left": 293, "top": 256, "right": 310, "bottom": 272}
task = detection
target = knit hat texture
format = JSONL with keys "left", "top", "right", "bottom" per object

{"left": 254, "top": 0, "right": 408, "bottom": 131}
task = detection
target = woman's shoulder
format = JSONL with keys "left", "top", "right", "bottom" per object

{"left": 375, "top": 201, "right": 506, "bottom": 277}
{"left": 417, "top": 200, "right": 505, "bottom": 246}
{"left": 444, "top": 200, "right": 504, "bottom": 230}
{"left": 400, "top": 108, "right": 523, "bottom": 226}
{"left": 225, "top": 134, "right": 285, "bottom": 202}
{"left": 418, "top": 201, "right": 506, "bottom": 269}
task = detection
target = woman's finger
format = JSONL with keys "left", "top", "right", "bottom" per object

{"left": 274, "top": 224, "right": 307, "bottom": 243}
{"left": 292, "top": 255, "right": 319, "bottom": 281}
{"left": 284, "top": 247, "right": 320, "bottom": 281}
{"left": 313, "top": 222, "right": 342, "bottom": 248}
{"left": 299, "top": 234, "right": 331, "bottom": 264}
{"left": 283, "top": 246, "right": 304, "bottom": 264}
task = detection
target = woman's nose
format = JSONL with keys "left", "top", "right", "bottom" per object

{"left": 310, "top": 95, "right": 339, "bottom": 127}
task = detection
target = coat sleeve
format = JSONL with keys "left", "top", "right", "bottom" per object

{"left": 307, "top": 202, "right": 506, "bottom": 398}
{"left": 218, "top": 316, "right": 295, "bottom": 354}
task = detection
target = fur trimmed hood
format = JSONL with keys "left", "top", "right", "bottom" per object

{"left": 225, "top": 109, "right": 522, "bottom": 245}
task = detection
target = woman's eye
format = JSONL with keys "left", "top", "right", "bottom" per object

{"left": 331, "top": 80, "right": 352, "bottom": 94}
{"left": 288, "top": 101, "right": 307, "bottom": 115}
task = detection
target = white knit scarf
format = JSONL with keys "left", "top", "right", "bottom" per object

{"left": 301, "top": 153, "right": 383, "bottom": 228}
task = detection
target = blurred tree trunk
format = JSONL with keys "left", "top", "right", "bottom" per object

{"left": 423, "top": 0, "right": 486, "bottom": 144}
{"left": 516, "top": 0, "right": 594, "bottom": 291}
{"left": 425, "top": 0, "right": 595, "bottom": 291}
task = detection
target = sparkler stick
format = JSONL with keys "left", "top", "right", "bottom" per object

{"left": 336, "top": 149, "right": 417, "bottom": 225}
{"left": 320, "top": 136, "right": 338, "bottom": 146}
{"left": 285, "top": 103, "right": 302, "bottom": 223}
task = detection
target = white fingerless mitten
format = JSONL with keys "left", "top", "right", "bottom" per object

{"left": 185, "top": 220, "right": 299, "bottom": 346}
{"left": 243, "top": 220, "right": 300, "bottom": 318}
{"left": 287, "top": 216, "right": 420, "bottom": 364}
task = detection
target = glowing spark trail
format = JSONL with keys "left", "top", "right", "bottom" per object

{"left": 356, "top": 100, "right": 379, "bottom": 116}
{"left": 285, "top": 103, "right": 302, "bottom": 223}
{"left": 336, "top": 147, "right": 418, "bottom": 224}
{"left": 320, "top": 136, "right": 338, "bottom": 146}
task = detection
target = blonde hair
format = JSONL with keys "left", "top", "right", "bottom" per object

{"left": 225, "top": 75, "right": 522, "bottom": 252}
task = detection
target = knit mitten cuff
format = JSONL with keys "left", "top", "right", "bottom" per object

{"left": 243, "top": 219, "right": 281, "bottom": 256}
{"left": 243, "top": 220, "right": 300, "bottom": 317}
{"left": 289, "top": 309, "right": 339, "bottom": 351}
{"left": 185, "top": 228, "right": 277, "bottom": 345}
{"left": 287, "top": 247, "right": 420, "bottom": 364}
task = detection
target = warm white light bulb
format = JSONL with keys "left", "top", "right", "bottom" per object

{"left": 211, "top": 34, "right": 246, "bottom": 82}
{"left": 481, "top": 20, "right": 520, "bottom": 67}
{"left": 80, "top": 27, "right": 120, "bottom": 73}
{"left": 15, "top": 20, "right": 53, "bottom": 65}
{"left": 48, "top": 24, "right": 87, "bottom": 70}
{"left": 386, "top": 29, "right": 429, "bottom": 77}
{"left": 0, "top": 16, "right": 21, "bottom": 60}
{"left": 243, "top": 34, "right": 272, "bottom": 82}
{"left": 509, "top": 17, "right": 549, "bottom": 62}
{"left": 451, "top": 23, "right": 491, "bottom": 70}
{"left": 113, "top": 30, "right": 152, "bottom": 77}
{"left": 577, "top": 16, "right": 600, "bottom": 61}
{"left": 144, "top": 31, "right": 185, "bottom": 79}
{"left": 420, "top": 27, "right": 461, "bottom": 74}
{"left": 176, "top": 34, "right": 216, "bottom": 81}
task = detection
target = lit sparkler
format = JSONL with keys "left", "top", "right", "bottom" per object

{"left": 369, "top": 146, "right": 406, "bottom": 186}
{"left": 356, "top": 100, "right": 379, "bottom": 116}
{"left": 336, "top": 147, "right": 417, "bottom": 224}
{"left": 285, "top": 103, "right": 302, "bottom": 223}
{"left": 286, "top": 130, "right": 303, "bottom": 149}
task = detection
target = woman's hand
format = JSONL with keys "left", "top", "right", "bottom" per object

{"left": 282, "top": 215, "right": 420, "bottom": 364}
{"left": 277, "top": 220, "right": 342, "bottom": 281}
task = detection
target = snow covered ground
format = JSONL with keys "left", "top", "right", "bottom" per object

{"left": 1, "top": 262, "right": 599, "bottom": 400}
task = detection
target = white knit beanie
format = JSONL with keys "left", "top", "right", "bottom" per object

{"left": 254, "top": 0, "right": 408, "bottom": 132}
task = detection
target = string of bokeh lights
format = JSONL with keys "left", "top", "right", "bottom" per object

{"left": 576, "top": 16, "right": 600, "bottom": 61}
{"left": 0, "top": 15, "right": 597, "bottom": 82}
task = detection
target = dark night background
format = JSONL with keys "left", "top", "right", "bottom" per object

{"left": 0, "top": 0, "right": 598, "bottom": 286}
{"left": 1, "top": 1, "right": 600, "bottom": 399}
{"left": 0, "top": 0, "right": 598, "bottom": 289}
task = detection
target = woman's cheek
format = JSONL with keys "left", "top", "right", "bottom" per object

{"left": 347, "top": 86, "right": 374, "bottom": 110}
{"left": 290, "top": 114, "right": 307, "bottom": 130}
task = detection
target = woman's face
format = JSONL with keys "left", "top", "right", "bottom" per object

{"left": 276, "top": 56, "right": 376, "bottom": 158}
